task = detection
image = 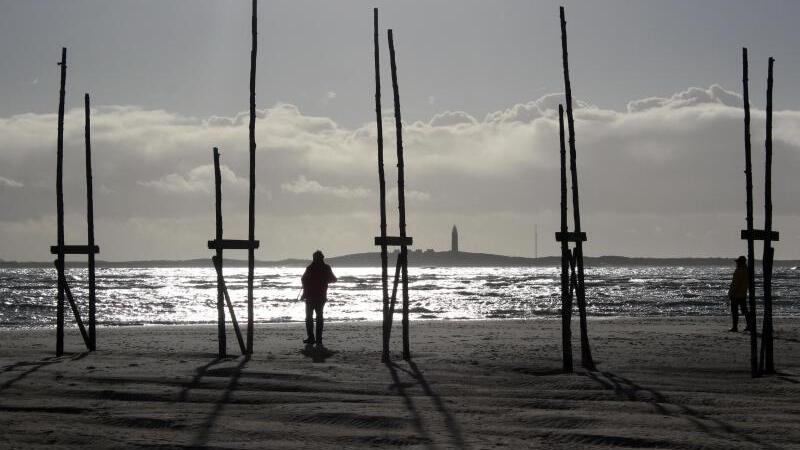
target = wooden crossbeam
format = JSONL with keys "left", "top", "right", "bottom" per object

{"left": 207, "top": 239, "right": 260, "bottom": 250}
{"left": 50, "top": 245, "right": 100, "bottom": 255}
{"left": 374, "top": 236, "right": 413, "bottom": 247}
{"left": 555, "top": 232, "right": 587, "bottom": 242}
{"left": 741, "top": 229, "right": 779, "bottom": 241}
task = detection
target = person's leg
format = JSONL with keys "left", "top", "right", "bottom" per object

{"left": 731, "top": 299, "right": 739, "bottom": 331}
{"left": 315, "top": 302, "right": 324, "bottom": 344}
{"left": 305, "top": 300, "right": 315, "bottom": 343}
{"left": 739, "top": 298, "right": 751, "bottom": 330}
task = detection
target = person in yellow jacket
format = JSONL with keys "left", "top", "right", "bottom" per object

{"left": 728, "top": 256, "right": 751, "bottom": 332}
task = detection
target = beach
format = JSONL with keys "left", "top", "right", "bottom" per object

{"left": 1, "top": 317, "right": 799, "bottom": 449}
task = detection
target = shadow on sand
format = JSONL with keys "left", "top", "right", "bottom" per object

{"left": 176, "top": 357, "right": 223, "bottom": 403}
{"left": 301, "top": 344, "right": 336, "bottom": 363}
{"left": 0, "top": 352, "right": 88, "bottom": 392}
{"left": 190, "top": 355, "right": 249, "bottom": 449}
{"left": 386, "top": 360, "right": 468, "bottom": 449}
{"left": 584, "top": 370, "right": 776, "bottom": 449}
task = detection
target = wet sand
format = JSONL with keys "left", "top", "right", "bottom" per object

{"left": 1, "top": 317, "right": 799, "bottom": 449}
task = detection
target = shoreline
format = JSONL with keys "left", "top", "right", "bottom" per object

{"left": 1, "top": 313, "right": 778, "bottom": 332}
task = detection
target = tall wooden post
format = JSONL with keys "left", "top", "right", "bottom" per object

{"left": 558, "top": 105, "right": 573, "bottom": 372}
{"left": 374, "top": 8, "right": 391, "bottom": 362}
{"left": 208, "top": 148, "right": 248, "bottom": 356}
{"left": 55, "top": 47, "right": 67, "bottom": 357}
{"left": 246, "top": 0, "right": 257, "bottom": 355}
{"left": 741, "top": 48, "right": 759, "bottom": 377}
{"left": 388, "top": 29, "right": 410, "bottom": 361}
{"left": 206, "top": 1, "right": 257, "bottom": 357}
{"left": 214, "top": 147, "right": 226, "bottom": 358}
{"left": 560, "top": 6, "right": 594, "bottom": 370}
{"left": 760, "top": 57, "right": 775, "bottom": 374}
{"left": 84, "top": 93, "right": 96, "bottom": 351}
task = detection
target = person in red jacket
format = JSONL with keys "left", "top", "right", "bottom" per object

{"left": 301, "top": 250, "right": 337, "bottom": 345}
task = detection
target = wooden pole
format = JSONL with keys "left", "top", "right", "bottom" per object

{"left": 760, "top": 57, "right": 775, "bottom": 374}
{"left": 55, "top": 260, "right": 91, "bottom": 348}
{"left": 560, "top": 6, "right": 594, "bottom": 370}
{"left": 741, "top": 48, "right": 759, "bottom": 377}
{"left": 558, "top": 104, "right": 573, "bottom": 373}
{"left": 374, "top": 8, "right": 390, "bottom": 362}
{"left": 84, "top": 93, "right": 96, "bottom": 351}
{"left": 388, "top": 29, "right": 410, "bottom": 361}
{"left": 386, "top": 252, "right": 404, "bottom": 332}
{"left": 55, "top": 47, "right": 67, "bottom": 357}
{"left": 213, "top": 256, "right": 247, "bottom": 354}
{"left": 246, "top": 0, "right": 257, "bottom": 355}
{"left": 213, "top": 147, "right": 226, "bottom": 358}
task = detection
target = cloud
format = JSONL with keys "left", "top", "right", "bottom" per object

{"left": 428, "top": 110, "right": 477, "bottom": 127}
{"left": 2, "top": 86, "right": 800, "bottom": 260}
{"left": 627, "top": 84, "right": 742, "bottom": 113}
{"left": 320, "top": 91, "right": 337, "bottom": 106}
{"left": 0, "top": 176, "right": 23, "bottom": 188}
{"left": 484, "top": 93, "right": 592, "bottom": 124}
{"left": 388, "top": 187, "right": 432, "bottom": 202}
{"left": 281, "top": 175, "right": 370, "bottom": 199}
{"left": 138, "top": 164, "right": 247, "bottom": 194}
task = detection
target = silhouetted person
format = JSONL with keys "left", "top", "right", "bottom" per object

{"left": 301, "top": 250, "right": 337, "bottom": 345}
{"left": 728, "top": 256, "right": 751, "bottom": 332}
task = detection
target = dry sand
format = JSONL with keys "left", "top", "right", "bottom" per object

{"left": 1, "top": 317, "right": 798, "bottom": 449}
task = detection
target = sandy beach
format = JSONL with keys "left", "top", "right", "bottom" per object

{"left": 1, "top": 317, "right": 798, "bottom": 449}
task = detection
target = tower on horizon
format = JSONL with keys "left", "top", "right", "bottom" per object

{"left": 451, "top": 225, "right": 459, "bottom": 253}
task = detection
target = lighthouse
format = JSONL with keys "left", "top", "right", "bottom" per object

{"left": 451, "top": 225, "right": 459, "bottom": 253}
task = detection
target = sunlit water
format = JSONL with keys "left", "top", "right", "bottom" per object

{"left": 1, "top": 265, "right": 798, "bottom": 328}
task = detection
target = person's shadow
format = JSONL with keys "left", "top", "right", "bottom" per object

{"left": 301, "top": 344, "right": 336, "bottom": 363}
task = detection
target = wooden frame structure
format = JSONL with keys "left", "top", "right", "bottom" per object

{"left": 207, "top": 0, "right": 259, "bottom": 358}
{"left": 555, "top": 7, "right": 595, "bottom": 371}
{"left": 739, "top": 50, "right": 779, "bottom": 377}
{"left": 52, "top": 47, "right": 100, "bottom": 356}
{"left": 374, "top": 9, "right": 414, "bottom": 362}
{"left": 207, "top": 147, "right": 253, "bottom": 357}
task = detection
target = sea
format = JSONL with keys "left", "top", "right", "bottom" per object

{"left": 1, "top": 265, "right": 798, "bottom": 328}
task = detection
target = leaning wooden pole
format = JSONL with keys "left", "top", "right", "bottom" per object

{"left": 374, "top": 8, "right": 391, "bottom": 362}
{"left": 55, "top": 47, "right": 67, "bottom": 357}
{"left": 388, "top": 29, "right": 410, "bottom": 361}
{"left": 760, "top": 57, "right": 775, "bottom": 374}
{"left": 84, "top": 93, "right": 97, "bottom": 351}
{"left": 560, "top": 6, "right": 594, "bottom": 370}
{"left": 558, "top": 104, "right": 573, "bottom": 373}
{"left": 246, "top": 0, "right": 257, "bottom": 355}
{"left": 741, "top": 48, "right": 759, "bottom": 377}
{"left": 213, "top": 147, "right": 226, "bottom": 358}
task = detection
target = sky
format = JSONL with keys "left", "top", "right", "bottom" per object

{"left": 1, "top": 0, "right": 800, "bottom": 261}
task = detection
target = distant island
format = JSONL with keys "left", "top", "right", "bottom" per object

{"left": 7, "top": 223, "right": 798, "bottom": 268}
{"left": 2, "top": 250, "right": 798, "bottom": 268}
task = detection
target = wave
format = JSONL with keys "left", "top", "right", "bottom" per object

{"left": 2, "top": 265, "right": 799, "bottom": 327}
